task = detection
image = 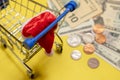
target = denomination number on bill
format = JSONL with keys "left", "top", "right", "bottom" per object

{"left": 68, "top": 13, "right": 79, "bottom": 23}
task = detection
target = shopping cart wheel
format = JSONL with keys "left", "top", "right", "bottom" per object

{"left": 27, "top": 70, "right": 35, "bottom": 79}
{"left": 2, "top": 43, "right": 7, "bottom": 48}
{"left": 0, "top": 37, "right": 7, "bottom": 48}
{"left": 56, "top": 43, "right": 63, "bottom": 53}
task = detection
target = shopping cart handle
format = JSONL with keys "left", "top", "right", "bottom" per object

{"left": 23, "top": 0, "right": 79, "bottom": 50}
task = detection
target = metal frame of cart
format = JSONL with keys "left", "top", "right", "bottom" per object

{"left": 0, "top": 0, "right": 77, "bottom": 79}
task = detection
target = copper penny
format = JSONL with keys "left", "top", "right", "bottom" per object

{"left": 83, "top": 43, "right": 95, "bottom": 54}
{"left": 93, "top": 24, "right": 105, "bottom": 34}
{"left": 95, "top": 34, "right": 106, "bottom": 44}
{"left": 88, "top": 58, "right": 99, "bottom": 69}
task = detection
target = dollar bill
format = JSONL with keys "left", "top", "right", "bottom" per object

{"left": 78, "top": 29, "right": 120, "bottom": 70}
{"left": 107, "top": 0, "right": 120, "bottom": 4}
{"left": 48, "top": 0, "right": 120, "bottom": 70}
{"left": 101, "top": 1, "right": 120, "bottom": 34}
{"left": 95, "top": 31, "right": 120, "bottom": 70}
{"left": 58, "top": 19, "right": 94, "bottom": 35}
{"left": 103, "top": 31, "right": 120, "bottom": 53}
{"left": 48, "top": 0, "right": 94, "bottom": 36}
{"left": 95, "top": 0, "right": 107, "bottom": 11}
{"left": 47, "top": 0, "right": 60, "bottom": 15}
{"left": 94, "top": 41, "right": 120, "bottom": 70}
{"left": 50, "top": 0, "right": 103, "bottom": 28}
{"left": 78, "top": 29, "right": 120, "bottom": 55}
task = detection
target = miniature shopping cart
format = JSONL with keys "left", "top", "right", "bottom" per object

{"left": 0, "top": 0, "right": 78, "bottom": 78}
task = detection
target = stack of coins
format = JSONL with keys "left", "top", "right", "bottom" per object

{"left": 82, "top": 24, "right": 106, "bottom": 54}
{"left": 93, "top": 24, "right": 106, "bottom": 44}
{"left": 66, "top": 25, "right": 102, "bottom": 69}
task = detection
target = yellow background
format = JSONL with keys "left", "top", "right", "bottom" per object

{"left": 0, "top": 0, "right": 120, "bottom": 80}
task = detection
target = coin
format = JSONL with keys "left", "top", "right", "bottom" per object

{"left": 82, "top": 33, "right": 95, "bottom": 44}
{"left": 67, "top": 34, "right": 81, "bottom": 47}
{"left": 95, "top": 34, "right": 106, "bottom": 44}
{"left": 93, "top": 24, "right": 105, "bottom": 34}
{"left": 83, "top": 43, "right": 95, "bottom": 54}
{"left": 71, "top": 50, "right": 82, "bottom": 60}
{"left": 87, "top": 58, "right": 99, "bottom": 69}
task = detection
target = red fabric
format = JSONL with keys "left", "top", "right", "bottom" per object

{"left": 22, "top": 11, "right": 57, "bottom": 53}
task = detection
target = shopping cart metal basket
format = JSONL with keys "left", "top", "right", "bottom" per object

{"left": 0, "top": 0, "right": 78, "bottom": 78}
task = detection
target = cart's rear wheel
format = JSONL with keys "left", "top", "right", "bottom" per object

{"left": 2, "top": 43, "right": 7, "bottom": 48}
{"left": 56, "top": 43, "right": 63, "bottom": 53}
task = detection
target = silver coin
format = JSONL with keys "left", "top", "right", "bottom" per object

{"left": 82, "top": 33, "right": 95, "bottom": 43}
{"left": 67, "top": 34, "right": 81, "bottom": 47}
{"left": 71, "top": 50, "right": 82, "bottom": 60}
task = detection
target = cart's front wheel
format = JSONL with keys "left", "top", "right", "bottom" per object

{"left": 27, "top": 70, "right": 35, "bottom": 79}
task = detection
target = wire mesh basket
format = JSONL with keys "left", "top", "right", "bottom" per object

{"left": 0, "top": 0, "right": 78, "bottom": 78}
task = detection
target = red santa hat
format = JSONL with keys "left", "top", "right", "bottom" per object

{"left": 22, "top": 11, "right": 57, "bottom": 55}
